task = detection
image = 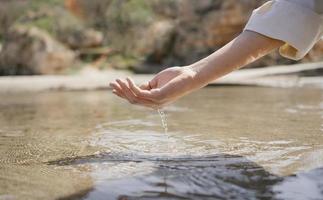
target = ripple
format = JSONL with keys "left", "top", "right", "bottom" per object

{"left": 273, "top": 167, "right": 323, "bottom": 200}
{"left": 0, "top": 132, "right": 96, "bottom": 167}
{"left": 0, "top": 129, "right": 24, "bottom": 137}
{"left": 1, "top": 88, "right": 323, "bottom": 199}
{"left": 79, "top": 153, "right": 281, "bottom": 200}
{"left": 100, "top": 119, "right": 157, "bottom": 128}
{"left": 90, "top": 129, "right": 221, "bottom": 158}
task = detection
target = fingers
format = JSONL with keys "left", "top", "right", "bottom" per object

{"left": 110, "top": 78, "right": 165, "bottom": 108}
{"left": 109, "top": 82, "right": 126, "bottom": 99}
{"left": 116, "top": 79, "right": 138, "bottom": 105}
{"left": 112, "top": 89, "right": 124, "bottom": 98}
{"left": 127, "top": 78, "right": 159, "bottom": 101}
{"left": 113, "top": 79, "right": 157, "bottom": 107}
{"left": 127, "top": 78, "right": 144, "bottom": 96}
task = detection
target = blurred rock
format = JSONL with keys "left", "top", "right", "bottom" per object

{"left": 133, "top": 0, "right": 270, "bottom": 72}
{"left": 18, "top": 6, "right": 104, "bottom": 50}
{"left": 58, "top": 28, "right": 104, "bottom": 49}
{"left": 65, "top": 0, "right": 158, "bottom": 71}
{"left": 134, "top": 20, "right": 176, "bottom": 73}
{"left": 0, "top": 0, "right": 29, "bottom": 36}
{"left": 145, "top": 0, "right": 267, "bottom": 67}
{"left": 1, "top": 0, "right": 322, "bottom": 75}
{"left": 0, "top": 25, "right": 76, "bottom": 75}
{"left": 49, "top": 7, "right": 104, "bottom": 49}
{"left": 149, "top": 0, "right": 179, "bottom": 19}
{"left": 138, "top": 0, "right": 323, "bottom": 72}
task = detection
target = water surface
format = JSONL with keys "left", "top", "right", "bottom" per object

{"left": 0, "top": 87, "right": 323, "bottom": 200}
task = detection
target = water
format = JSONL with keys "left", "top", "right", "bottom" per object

{"left": 157, "top": 109, "right": 168, "bottom": 134}
{"left": 0, "top": 87, "right": 323, "bottom": 200}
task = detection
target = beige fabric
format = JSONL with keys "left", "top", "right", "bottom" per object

{"left": 244, "top": 0, "right": 323, "bottom": 60}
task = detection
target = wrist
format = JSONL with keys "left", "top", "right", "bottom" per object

{"left": 181, "top": 65, "right": 206, "bottom": 90}
{"left": 185, "top": 64, "right": 210, "bottom": 88}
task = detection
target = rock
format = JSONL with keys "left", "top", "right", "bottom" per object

{"left": 0, "top": 25, "right": 76, "bottom": 75}
{"left": 19, "top": 7, "right": 104, "bottom": 50}
{"left": 4, "top": 0, "right": 319, "bottom": 74}
{"left": 57, "top": 28, "right": 104, "bottom": 49}
{"left": 0, "top": 0, "right": 29, "bottom": 36}
{"left": 139, "top": 0, "right": 323, "bottom": 71}
{"left": 132, "top": 0, "right": 268, "bottom": 72}
{"left": 157, "top": 0, "right": 267, "bottom": 66}
{"left": 141, "top": 20, "right": 176, "bottom": 60}
{"left": 149, "top": 0, "right": 180, "bottom": 19}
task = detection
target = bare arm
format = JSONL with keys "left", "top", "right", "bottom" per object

{"left": 191, "top": 30, "right": 283, "bottom": 86}
{"left": 110, "top": 31, "right": 283, "bottom": 108}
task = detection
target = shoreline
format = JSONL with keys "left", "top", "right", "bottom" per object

{"left": 0, "top": 62, "right": 322, "bottom": 94}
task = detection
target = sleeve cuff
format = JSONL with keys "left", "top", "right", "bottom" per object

{"left": 244, "top": 0, "right": 323, "bottom": 60}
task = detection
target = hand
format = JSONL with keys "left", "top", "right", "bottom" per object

{"left": 109, "top": 66, "right": 196, "bottom": 109}
{"left": 109, "top": 31, "right": 283, "bottom": 109}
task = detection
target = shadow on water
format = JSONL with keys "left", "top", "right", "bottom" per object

{"left": 49, "top": 153, "right": 284, "bottom": 200}
{"left": 1, "top": 88, "right": 321, "bottom": 199}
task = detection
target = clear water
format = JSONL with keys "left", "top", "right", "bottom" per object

{"left": 0, "top": 87, "right": 323, "bottom": 200}
{"left": 157, "top": 109, "right": 168, "bottom": 134}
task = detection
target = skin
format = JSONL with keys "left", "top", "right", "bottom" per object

{"left": 110, "top": 30, "right": 284, "bottom": 109}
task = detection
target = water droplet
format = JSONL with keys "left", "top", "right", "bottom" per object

{"left": 157, "top": 109, "right": 168, "bottom": 134}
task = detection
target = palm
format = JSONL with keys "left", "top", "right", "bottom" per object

{"left": 110, "top": 66, "right": 193, "bottom": 108}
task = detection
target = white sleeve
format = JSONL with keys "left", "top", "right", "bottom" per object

{"left": 244, "top": 0, "right": 323, "bottom": 60}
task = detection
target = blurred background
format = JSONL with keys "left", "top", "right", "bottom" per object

{"left": 0, "top": 0, "right": 323, "bottom": 76}
{"left": 1, "top": 2, "right": 323, "bottom": 199}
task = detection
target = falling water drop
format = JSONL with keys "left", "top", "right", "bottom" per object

{"left": 157, "top": 109, "right": 168, "bottom": 134}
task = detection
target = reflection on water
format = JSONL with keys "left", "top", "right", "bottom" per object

{"left": 50, "top": 153, "right": 280, "bottom": 200}
{"left": 0, "top": 87, "right": 323, "bottom": 200}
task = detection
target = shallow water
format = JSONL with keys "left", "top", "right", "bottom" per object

{"left": 0, "top": 87, "right": 323, "bottom": 200}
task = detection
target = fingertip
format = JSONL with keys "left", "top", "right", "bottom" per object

{"left": 126, "top": 78, "right": 134, "bottom": 87}
{"left": 127, "top": 77, "right": 134, "bottom": 82}
{"left": 116, "top": 79, "right": 124, "bottom": 87}
{"left": 110, "top": 82, "right": 119, "bottom": 88}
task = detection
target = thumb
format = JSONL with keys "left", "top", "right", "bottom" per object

{"left": 139, "top": 82, "right": 150, "bottom": 90}
{"left": 140, "top": 77, "right": 158, "bottom": 90}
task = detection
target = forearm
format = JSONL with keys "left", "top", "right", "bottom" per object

{"left": 188, "top": 30, "right": 284, "bottom": 88}
{"left": 157, "top": 31, "right": 283, "bottom": 102}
